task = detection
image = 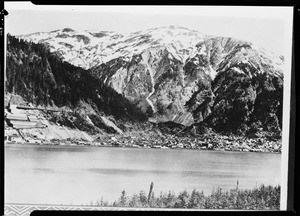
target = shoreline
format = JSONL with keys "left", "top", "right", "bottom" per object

{"left": 4, "top": 141, "right": 282, "bottom": 154}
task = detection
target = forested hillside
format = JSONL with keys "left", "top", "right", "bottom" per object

{"left": 6, "top": 35, "right": 148, "bottom": 134}
{"left": 186, "top": 69, "right": 283, "bottom": 137}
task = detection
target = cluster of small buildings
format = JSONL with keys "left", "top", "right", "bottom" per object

{"left": 4, "top": 104, "right": 93, "bottom": 145}
{"left": 86, "top": 133, "right": 282, "bottom": 153}
{"left": 197, "top": 134, "right": 282, "bottom": 153}
{"left": 87, "top": 134, "right": 218, "bottom": 150}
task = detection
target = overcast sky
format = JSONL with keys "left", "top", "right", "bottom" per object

{"left": 4, "top": 2, "right": 293, "bottom": 55}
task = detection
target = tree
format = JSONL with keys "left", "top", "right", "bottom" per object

{"left": 188, "top": 189, "right": 205, "bottom": 208}
{"left": 118, "top": 190, "right": 129, "bottom": 207}
{"left": 175, "top": 190, "right": 190, "bottom": 208}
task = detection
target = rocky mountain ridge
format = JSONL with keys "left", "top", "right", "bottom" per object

{"left": 18, "top": 26, "right": 208, "bottom": 69}
{"left": 18, "top": 26, "right": 284, "bottom": 75}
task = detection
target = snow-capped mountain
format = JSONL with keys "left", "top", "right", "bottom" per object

{"left": 18, "top": 26, "right": 208, "bottom": 69}
{"left": 17, "top": 26, "right": 284, "bottom": 127}
{"left": 18, "top": 25, "right": 284, "bottom": 75}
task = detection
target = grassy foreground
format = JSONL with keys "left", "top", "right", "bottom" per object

{"left": 90, "top": 184, "right": 280, "bottom": 210}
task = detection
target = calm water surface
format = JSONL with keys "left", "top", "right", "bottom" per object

{"left": 5, "top": 144, "right": 281, "bottom": 205}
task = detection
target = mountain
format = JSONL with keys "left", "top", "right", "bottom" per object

{"left": 18, "top": 26, "right": 206, "bottom": 70}
{"left": 12, "top": 26, "right": 284, "bottom": 136}
{"left": 6, "top": 35, "right": 148, "bottom": 136}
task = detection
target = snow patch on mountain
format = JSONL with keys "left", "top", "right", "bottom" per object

{"left": 18, "top": 26, "right": 209, "bottom": 70}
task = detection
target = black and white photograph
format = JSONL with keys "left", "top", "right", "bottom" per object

{"left": 3, "top": 2, "right": 293, "bottom": 214}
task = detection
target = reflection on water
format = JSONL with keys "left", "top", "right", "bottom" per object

{"left": 5, "top": 145, "right": 281, "bottom": 205}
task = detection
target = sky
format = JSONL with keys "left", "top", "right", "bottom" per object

{"left": 4, "top": 2, "right": 293, "bottom": 56}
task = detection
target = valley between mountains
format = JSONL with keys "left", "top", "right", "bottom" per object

{"left": 5, "top": 26, "right": 284, "bottom": 152}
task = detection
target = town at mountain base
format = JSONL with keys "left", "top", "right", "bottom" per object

{"left": 4, "top": 26, "right": 284, "bottom": 152}
{"left": 4, "top": 95, "right": 281, "bottom": 153}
